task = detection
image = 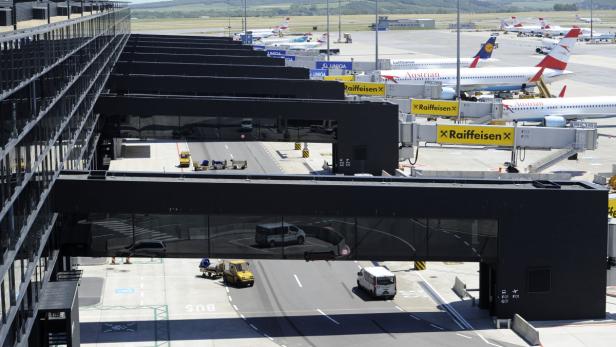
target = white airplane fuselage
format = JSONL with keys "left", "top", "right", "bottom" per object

{"left": 379, "top": 67, "right": 572, "bottom": 92}
{"left": 502, "top": 96, "right": 616, "bottom": 121}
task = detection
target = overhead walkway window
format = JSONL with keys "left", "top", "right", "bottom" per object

{"left": 67, "top": 214, "right": 497, "bottom": 261}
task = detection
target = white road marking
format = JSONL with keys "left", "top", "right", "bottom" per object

{"left": 357, "top": 265, "right": 362, "bottom": 270}
{"left": 317, "top": 308, "right": 340, "bottom": 325}
{"left": 293, "top": 274, "right": 303, "bottom": 288}
{"left": 395, "top": 306, "right": 404, "bottom": 312}
{"left": 415, "top": 272, "right": 472, "bottom": 330}
{"left": 230, "top": 153, "right": 234, "bottom": 159}
{"left": 249, "top": 323, "right": 258, "bottom": 331}
{"left": 456, "top": 333, "right": 472, "bottom": 339}
{"left": 225, "top": 287, "right": 229, "bottom": 293}
{"left": 264, "top": 334, "right": 274, "bottom": 341}
{"left": 463, "top": 241, "right": 470, "bottom": 246}
{"left": 224, "top": 144, "right": 229, "bottom": 150}
{"left": 454, "top": 234, "right": 461, "bottom": 239}
{"left": 240, "top": 314, "right": 246, "bottom": 320}
{"left": 475, "top": 332, "right": 503, "bottom": 347}
{"left": 591, "top": 163, "right": 602, "bottom": 166}
{"left": 233, "top": 305, "right": 239, "bottom": 311}
{"left": 228, "top": 295, "right": 232, "bottom": 302}
{"left": 409, "top": 314, "right": 421, "bottom": 320}
{"left": 430, "top": 324, "right": 445, "bottom": 330}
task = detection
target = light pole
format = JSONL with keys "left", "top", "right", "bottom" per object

{"left": 590, "top": 0, "right": 594, "bottom": 42}
{"left": 327, "top": 0, "right": 330, "bottom": 61}
{"left": 456, "top": 0, "right": 461, "bottom": 122}
{"left": 243, "top": 0, "right": 247, "bottom": 34}
{"left": 338, "top": 0, "right": 342, "bottom": 43}
{"left": 375, "top": 0, "right": 379, "bottom": 70}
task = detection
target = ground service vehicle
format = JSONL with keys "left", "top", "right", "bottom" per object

{"left": 255, "top": 223, "right": 306, "bottom": 247}
{"left": 193, "top": 159, "right": 247, "bottom": 171}
{"left": 199, "top": 259, "right": 224, "bottom": 278}
{"left": 179, "top": 151, "right": 191, "bottom": 167}
{"left": 357, "top": 266, "right": 396, "bottom": 299}
{"left": 222, "top": 260, "right": 254, "bottom": 287}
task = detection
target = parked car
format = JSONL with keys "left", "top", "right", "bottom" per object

{"left": 120, "top": 240, "right": 166, "bottom": 257}
{"left": 255, "top": 222, "right": 306, "bottom": 247}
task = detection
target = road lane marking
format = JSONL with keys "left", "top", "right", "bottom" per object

{"left": 230, "top": 153, "right": 234, "bottom": 159}
{"left": 416, "top": 272, "right": 472, "bottom": 330}
{"left": 409, "top": 314, "right": 421, "bottom": 320}
{"left": 454, "top": 234, "right": 461, "bottom": 239}
{"left": 228, "top": 295, "right": 232, "bottom": 302}
{"left": 430, "top": 324, "right": 445, "bottom": 330}
{"left": 456, "top": 333, "right": 472, "bottom": 339}
{"left": 463, "top": 241, "right": 470, "bottom": 246}
{"left": 249, "top": 323, "right": 258, "bottom": 331}
{"left": 357, "top": 265, "right": 362, "bottom": 270}
{"left": 264, "top": 334, "right": 274, "bottom": 341}
{"left": 475, "top": 333, "right": 503, "bottom": 347}
{"left": 395, "top": 306, "right": 404, "bottom": 312}
{"left": 240, "top": 314, "right": 246, "bottom": 320}
{"left": 317, "top": 308, "right": 340, "bottom": 325}
{"left": 224, "top": 144, "right": 229, "bottom": 150}
{"left": 225, "top": 287, "right": 229, "bottom": 293}
{"left": 233, "top": 305, "right": 239, "bottom": 311}
{"left": 293, "top": 274, "right": 303, "bottom": 288}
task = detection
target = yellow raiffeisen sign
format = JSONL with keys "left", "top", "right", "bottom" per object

{"left": 437, "top": 125, "right": 515, "bottom": 147}
{"left": 343, "top": 82, "right": 386, "bottom": 96}
{"left": 609, "top": 198, "right": 616, "bottom": 218}
{"left": 324, "top": 75, "right": 354, "bottom": 81}
{"left": 411, "top": 99, "right": 459, "bottom": 117}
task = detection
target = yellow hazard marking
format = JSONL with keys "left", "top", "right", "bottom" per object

{"left": 411, "top": 99, "right": 459, "bottom": 117}
{"left": 437, "top": 125, "right": 515, "bottom": 147}
{"left": 343, "top": 82, "right": 386, "bottom": 96}
{"left": 609, "top": 198, "right": 616, "bottom": 218}
{"left": 324, "top": 75, "right": 355, "bottom": 81}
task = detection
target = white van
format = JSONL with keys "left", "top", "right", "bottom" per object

{"left": 255, "top": 222, "right": 306, "bottom": 247}
{"left": 357, "top": 266, "right": 396, "bottom": 299}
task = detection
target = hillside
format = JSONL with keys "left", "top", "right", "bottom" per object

{"left": 131, "top": 0, "right": 595, "bottom": 19}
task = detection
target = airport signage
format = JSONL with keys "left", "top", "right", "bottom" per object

{"left": 309, "top": 69, "right": 329, "bottom": 77}
{"left": 609, "top": 198, "right": 616, "bottom": 218}
{"left": 253, "top": 45, "right": 265, "bottom": 51}
{"left": 411, "top": 99, "right": 459, "bottom": 117}
{"left": 343, "top": 82, "right": 386, "bottom": 96}
{"left": 316, "top": 61, "right": 353, "bottom": 70}
{"left": 436, "top": 125, "right": 515, "bottom": 147}
{"left": 283, "top": 55, "right": 296, "bottom": 61}
{"left": 240, "top": 34, "right": 253, "bottom": 45}
{"left": 266, "top": 49, "right": 286, "bottom": 57}
{"left": 323, "top": 75, "right": 355, "bottom": 82}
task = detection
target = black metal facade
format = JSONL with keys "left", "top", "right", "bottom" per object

{"left": 0, "top": 5, "right": 128, "bottom": 345}
{"left": 52, "top": 172, "right": 608, "bottom": 321}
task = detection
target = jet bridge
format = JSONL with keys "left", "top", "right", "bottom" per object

{"left": 399, "top": 121, "right": 598, "bottom": 172}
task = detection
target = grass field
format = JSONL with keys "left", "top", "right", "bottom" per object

{"left": 130, "top": 10, "right": 616, "bottom": 33}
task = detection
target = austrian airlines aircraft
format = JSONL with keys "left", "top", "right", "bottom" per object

{"left": 502, "top": 96, "right": 616, "bottom": 125}
{"left": 234, "top": 18, "right": 291, "bottom": 40}
{"left": 501, "top": 16, "right": 543, "bottom": 35}
{"left": 378, "top": 28, "right": 581, "bottom": 98}
{"left": 389, "top": 36, "right": 498, "bottom": 70}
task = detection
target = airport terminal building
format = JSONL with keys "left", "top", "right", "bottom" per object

{"left": 0, "top": 2, "right": 611, "bottom": 346}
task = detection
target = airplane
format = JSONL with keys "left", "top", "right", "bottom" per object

{"left": 274, "top": 33, "right": 328, "bottom": 51}
{"left": 378, "top": 28, "right": 581, "bottom": 99}
{"left": 576, "top": 14, "right": 601, "bottom": 23}
{"left": 389, "top": 35, "right": 498, "bottom": 70}
{"left": 233, "top": 17, "right": 290, "bottom": 40}
{"left": 256, "top": 34, "right": 310, "bottom": 45}
{"left": 502, "top": 96, "right": 616, "bottom": 126}
{"left": 501, "top": 16, "right": 544, "bottom": 35}
{"left": 539, "top": 19, "right": 593, "bottom": 38}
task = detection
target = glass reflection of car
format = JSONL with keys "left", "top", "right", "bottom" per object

{"left": 120, "top": 240, "right": 166, "bottom": 257}
{"left": 240, "top": 118, "right": 253, "bottom": 131}
{"left": 255, "top": 223, "right": 306, "bottom": 248}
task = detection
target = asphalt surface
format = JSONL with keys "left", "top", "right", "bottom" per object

{"left": 228, "top": 260, "right": 488, "bottom": 347}
{"left": 188, "top": 141, "right": 283, "bottom": 174}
